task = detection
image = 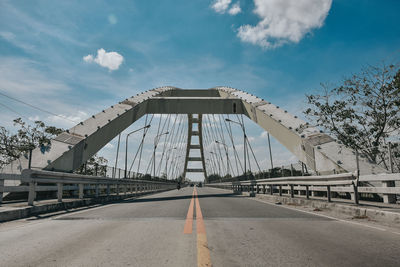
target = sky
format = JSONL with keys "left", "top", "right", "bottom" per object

{"left": 0, "top": 0, "right": 399, "bottom": 180}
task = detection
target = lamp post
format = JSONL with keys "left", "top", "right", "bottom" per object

{"left": 171, "top": 155, "right": 182, "bottom": 180}
{"left": 226, "top": 118, "right": 255, "bottom": 197}
{"left": 153, "top": 131, "right": 169, "bottom": 178}
{"left": 206, "top": 158, "right": 217, "bottom": 176}
{"left": 267, "top": 132, "right": 274, "bottom": 177}
{"left": 125, "top": 125, "right": 151, "bottom": 178}
{"left": 225, "top": 118, "right": 246, "bottom": 178}
{"left": 210, "top": 151, "right": 221, "bottom": 176}
{"left": 205, "top": 158, "right": 213, "bottom": 175}
{"left": 113, "top": 134, "right": 121, "bottom": 178}
{"left": 164, "top": 147, "right": 177, "bottom": 179}
{"left": 215, "top": 140, "right": 230, "bottom": 177}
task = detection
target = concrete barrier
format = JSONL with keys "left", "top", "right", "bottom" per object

{"left": 0, "top": 188, "right": 173, "bottom": 223}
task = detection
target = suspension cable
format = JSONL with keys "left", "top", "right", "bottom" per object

{"left": 224, "top": 114, "right": 243, "bottom": 175}
{"left": 128, "top": 114, "right": 154, "bottom": 176}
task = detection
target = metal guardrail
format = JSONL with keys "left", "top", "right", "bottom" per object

{"left": 207, "top": 172, "right": 400, "bottom": 204}
{"left": 0, "top": 169, "right": 177, "bottom": 206}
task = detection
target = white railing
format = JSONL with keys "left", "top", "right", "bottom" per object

{"left": 207, "top": 172, "right": 400, "bottom": 204}
{"left": 0, "top": 169, "right": 177, "bottom": 206}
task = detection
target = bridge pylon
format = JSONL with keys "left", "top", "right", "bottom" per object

{"left": 183, "top": 114, "right": 208, "bottom": 183}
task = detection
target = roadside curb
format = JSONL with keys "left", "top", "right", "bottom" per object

{"left": 252, "top": 193, "right": 400, "bottom": 226}
{"left": 208, "top": 186, "right": 400, "bottom": 226}
{"left": 0, "top": 189, "right": 172, "bottom": 223}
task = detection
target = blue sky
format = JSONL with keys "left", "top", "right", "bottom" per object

{"left": 1, "top": 0, "right": 399, "bottom": 179}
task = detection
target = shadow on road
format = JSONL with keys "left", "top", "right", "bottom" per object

{"left": 121, "top": 193, "right": 237, "bottom": 203}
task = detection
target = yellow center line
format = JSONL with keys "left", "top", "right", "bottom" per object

{"left": 184, "top": 189, "right": 195, "bottom": 234}
{"left": 194, "top": 187, "right": 212, "bottom": 267}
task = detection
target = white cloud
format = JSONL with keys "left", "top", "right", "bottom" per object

{"left": 104, "top": 143, "right": 115, "bottom": 149}
{"left": 0, "top": 31, "right": 16, "bottom": 41}
{"left": 237, "top": 0, "right": 332, "bottom": 48}
{"left": 28, "top": 115, "right": 40, "bottom": 121}
{"left": 47, "top": 111, "right": 87, "bottom": 126}
{"left": 83, "top": 48, "right": 124, "bottom": 71}
{"left": 211, "top": 0, "right": 232, "bottom": 14}
{"left": 228, "top": 2, "right": 241, "bottom": 15}
{"left": 108, "top": 14, "right": 117, "bottom": 25}
{"left": 83, "top": 54, "right": 93, "bottom": 62}
{"left": 0, "top": 57, "right": 69, "bottom": 96}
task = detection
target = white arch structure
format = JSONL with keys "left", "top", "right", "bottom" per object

{"left": 3, "top": 87, "right": 385, "bottom": 176}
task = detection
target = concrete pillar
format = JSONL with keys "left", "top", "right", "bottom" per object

{"left": 28, "top": 182, "right": 36, "bottom": 206}
{"left": 327, "top": 185, "right": 331, "bottom": 202}
{"left": 306, "top": 185, "right": 309, "bottom": 199}
{"left": 78, "top": 184, "right": 84, "bottom": 199}
{"left": 382, "top": 181, "right": 396, "bottom": 204}
{"left": 106, "top": 184, "right": 110, "bottom": 196}
{"left": 290, "top": 185, "right": 294, "bottom": 198}
{"left": 57, "top": 183, "right": 63, "bottom": 202}
{"left": 352, "top": 184, "right": 359, "bottom": 204}
{"left": 0, "top": 179, "right": 4, "bottom": 205}
{"left": 279, "top": 185, "right": 282, "bottom": 196}
{"left": 269, "top": 185, "right": 273, "bottom": 195}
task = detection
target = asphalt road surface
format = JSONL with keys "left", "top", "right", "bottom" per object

{"left": 0, "top": 187, "right": 399, "bottom": 267}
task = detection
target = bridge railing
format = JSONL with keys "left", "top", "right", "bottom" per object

{"left": 74, "top": 165, "right": 170, "bottom": 182}
{"left": 207, "top": 172, "right": 400, "bottom": 204}
{"left": 0, "top": 169, "right": 177, "bottom": 206}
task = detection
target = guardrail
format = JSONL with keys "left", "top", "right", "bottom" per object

{"left": 0, "top": 169, "right": 177, "bottom": 206}
{"left": 207, "top": 172, "right": 400, "bottom": 204}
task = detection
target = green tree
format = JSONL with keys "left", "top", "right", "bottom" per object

{"left": 1, "top": 118, "right": 111, "bottom": 174}
{"left": 75, "top": 154, "right": 108, "bottom": 176}
{"left": 0, "top": 118, "right": 63, "bottom": 168}
{"left": 304, "top": 64, "right": 400, "bottom": 170}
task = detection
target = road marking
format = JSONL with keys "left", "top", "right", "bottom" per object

{"left": 194, "top": 187, "right": 212, "bottom": 267}
{"left": 184, "top": 189, "right": 195, "bottom": 234}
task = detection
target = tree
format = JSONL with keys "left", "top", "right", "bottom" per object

{"left": 304, "top": 64, "right": 400, "bottom": 170}
{"left": 75, "top": 154, "right": 108, "bottom": 176}
{"left": 0, "top": 118, "right": 63, "bottom": 168}
{"left": 0, "top": 118, "right": 111, "bottom": 174}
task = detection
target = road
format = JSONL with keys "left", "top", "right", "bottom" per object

{"left": 0, "top": 187, "right": 399, "bottom": 267}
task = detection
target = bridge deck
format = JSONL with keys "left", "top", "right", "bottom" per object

{"left": 0, "top": 187, "right": 399, "bottom": 266}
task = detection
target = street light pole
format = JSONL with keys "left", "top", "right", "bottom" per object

{"left": 153, "top": 131, "right": 169, "bottom": 178}
{"left": 216, "top": 140, "right": 230, "bottom": 177}
{"left": 226, "top": 118, "right": 256, "bottom": 197}
{"left": 206, "top": 159, "right": 213, "bottom": 175}
{"left": 267, "top": 132, "right": 273, "bottom": 176}
{"left": 225, "top": 119, "right": 246, "bottom": 177}
{"left": 125, "top": 125, "right": 151, "bottom": 178}
{"left": 210, "top": 151, "right": 221, "bottom": 176}
{"left": 164, "top": 147, "right": 177, "bottom": 179}
{"left": 113, "top": 134, "right": 121, "bottom": 178}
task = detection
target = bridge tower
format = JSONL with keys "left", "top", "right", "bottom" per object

{"left": 183, "top": 114, "right": 208, "bottom": 183}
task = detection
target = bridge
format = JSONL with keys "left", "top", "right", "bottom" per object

{"left": 1, "top": 87, "right": 399, "bottom": 266}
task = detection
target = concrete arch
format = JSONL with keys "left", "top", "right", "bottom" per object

{"left": 2, "top": 86, "right": 385, "bottom": 176}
